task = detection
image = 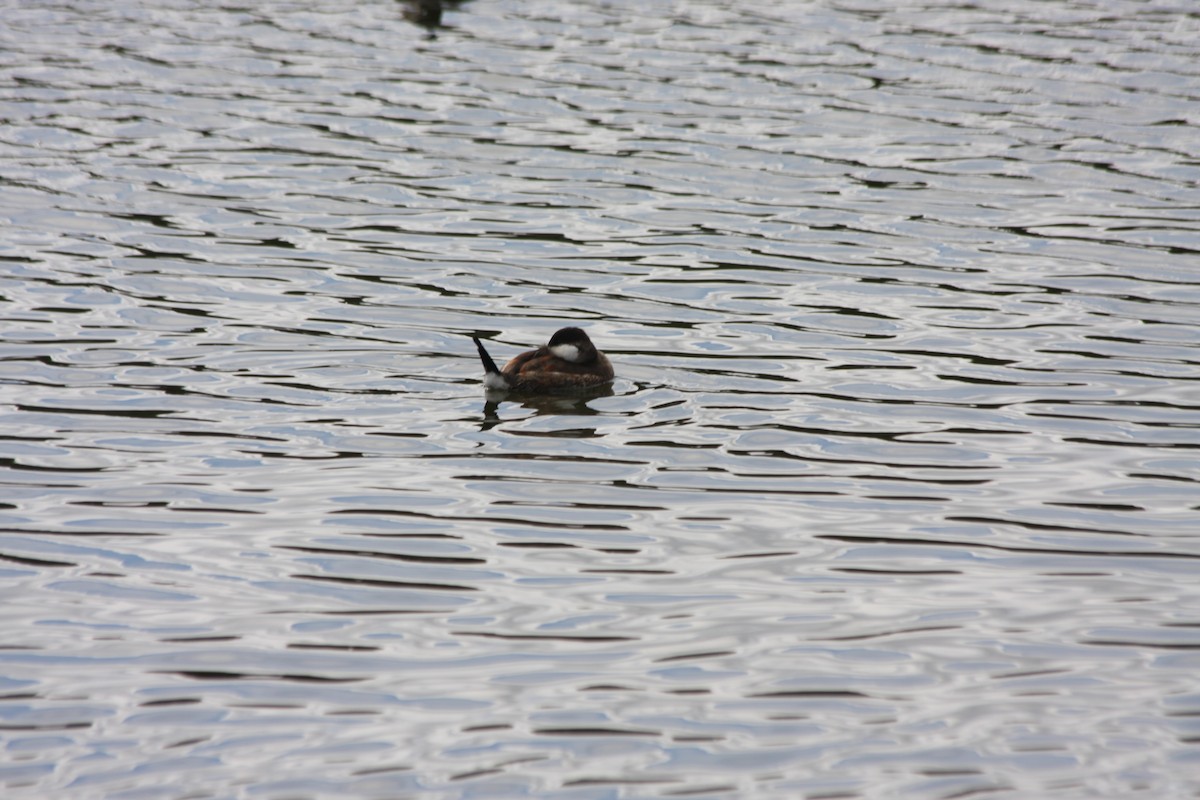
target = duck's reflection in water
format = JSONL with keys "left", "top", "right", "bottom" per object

{"left": 479, "top": 386, "right": 615, "bottom": 432}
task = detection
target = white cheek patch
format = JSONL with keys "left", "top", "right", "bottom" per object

{"left": 483, "top": 372, "right": 510, "bottom": 391}
{"left": 550, "top": 343, "right": 581, "bottom": 363}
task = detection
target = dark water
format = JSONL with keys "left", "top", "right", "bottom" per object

{"left": 2, "top": 0, "right": 1199, "bottom": 797}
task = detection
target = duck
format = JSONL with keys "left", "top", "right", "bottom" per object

{"left": 472, "top": 327, "right": 614, "bottom": 393}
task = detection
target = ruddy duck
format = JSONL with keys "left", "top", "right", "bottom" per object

{"left": 472, "top": 327, "right": 614, "bottom": 393}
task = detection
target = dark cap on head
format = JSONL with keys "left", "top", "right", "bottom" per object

{"left": 548, "top": 327, "right": 590, "bottom": 346}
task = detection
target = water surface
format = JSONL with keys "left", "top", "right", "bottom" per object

{"left": 2, "top": 0, "right": 1199, "bottom": 798}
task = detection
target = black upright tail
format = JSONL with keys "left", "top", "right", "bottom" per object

{"left": 472, "top": 337, "right": 501, "bottom": 375}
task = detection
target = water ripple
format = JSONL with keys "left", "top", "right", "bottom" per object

{"left": 3, "top": 0, "right": 1200, "bottom": 797}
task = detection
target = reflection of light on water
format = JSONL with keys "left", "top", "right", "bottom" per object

{"left": 2, "top": 0, "right": 1198, "bottom": 796}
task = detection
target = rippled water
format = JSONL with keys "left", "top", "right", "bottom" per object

{"left": 2, "top": 0, "right": 1199, "bottom": 797}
